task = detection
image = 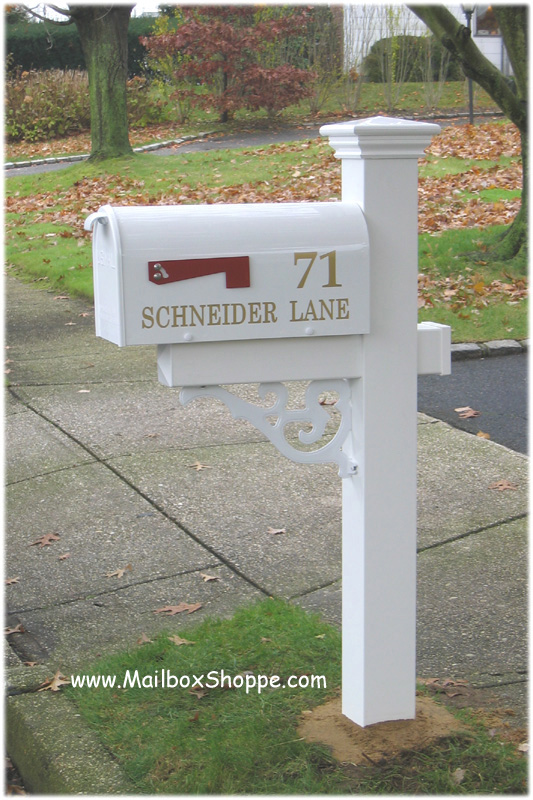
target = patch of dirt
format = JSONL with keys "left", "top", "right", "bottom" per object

{"left": 298, "top": 695, "right": 471, "bottom": 765}
{"left": 420, "top": 677, "right": 528, "bottom": 744}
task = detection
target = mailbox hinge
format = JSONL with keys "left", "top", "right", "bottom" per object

{"left": 180, "top": 380, "right": 357, "bottom": 478}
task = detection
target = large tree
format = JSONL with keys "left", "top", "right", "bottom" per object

{"left": 408, "top": 5, "right": 527, "bottom": 261}
{"left": 26, "top": 4, "right": 134, "bottom": 160}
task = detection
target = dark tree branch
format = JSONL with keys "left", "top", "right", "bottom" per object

{"left": 408, "top": 4, "right": 526, "bottom": 130}
{"left": 24, "top": 4, "right": 73, "bottom": 25}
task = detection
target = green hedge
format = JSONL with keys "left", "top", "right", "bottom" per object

{"left": 362, "top": 35, "right": 463, "bottom": 83}
{"left": 5, "top": 17, "right": 156, "bottom": 76}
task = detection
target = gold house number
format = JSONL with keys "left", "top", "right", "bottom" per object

{"left": 294, "top": 251, "right": 341, "bottom": 289}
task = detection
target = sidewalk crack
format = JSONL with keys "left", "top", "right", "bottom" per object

{"left": 417, "top": 513, "right": 528, "bottom": 553}
{"left": 7, "top": 563, "right": 223, "bottom": 614}
{"left": 8, "top": 388, "right": 272, "bottom": 599}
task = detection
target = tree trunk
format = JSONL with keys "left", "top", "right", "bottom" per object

{"left": 490, "top": 7, "right": 528, "bottom": 262}
{"left": 70, "top": 5, "right": 134, "bottom": 160}
{"left": 408, "top": 5, "right": 527, "bottom": 261}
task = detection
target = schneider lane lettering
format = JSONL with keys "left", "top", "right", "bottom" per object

{"left": 141, "top": 298, "right": 350, "bottom": 329}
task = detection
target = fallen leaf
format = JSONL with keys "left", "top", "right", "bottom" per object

{"left": 267, "top": 527, "right": 286, "bottom": 535}
{"left": 6, "top": 785, "right": 26, "bottom": 795}
{"left": 30, "top": 533, "right": 60, "bottom": 548}
{"left": 315, "top": 633, "right": 326, "bottom": 639}
{"left": 154, "top": 602, "right": 203, "bottom": 615}
{"left": 261, "top": 637, "right": 272, "bottom": 643}
{"left": 5, "top": 624, "right": 25, "bottom": 636}
{"left": 451, "top": 768, "right": 466, "bottom": 785}
{"left": 5, "top": 577, "right": 20, "bottom": 585}
{"left": 168, "top": 635, "right": 196, "bottom": 646}
{"left": 137, "top": 633, "right": 152, "bottom": 645}
{"left": 53, "top": 295, "right": 69, "bottom": 300}
{"left": 23, "top": 661, "right": 38, "bottom": 667}
{"left": 489, "top": 480, "right": 518, "bottom": 491}
{"left": 200, "top": 573, "right": 219, "bottom": 582}
{"left": 106, "top": 564, "right": 132, "bottom": 579}
{"left": 58, "top": 553, "right": 71, "bottom": 561}
{"left": 188, "top": 461, "right": 211, "bottom": 471}
{"left": 455, "top": 406, "right": 480, "bottom": 419}
{"left": 476, "top": 431, "right": 491, "bottom": 439}
{"left": 189, "top": 688, "right": 208, "bottom": 699}
{"left": 38, "top": 669, "right": 71, "bottom": 692}
{"left": 518, "top": 742, "right": 529, "bottom": 753}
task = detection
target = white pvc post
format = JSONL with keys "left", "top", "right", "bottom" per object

{"left": 320, "top": 117, "right": 441, "bottom": 727}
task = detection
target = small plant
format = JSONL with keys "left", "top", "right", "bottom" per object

{"left": 5, "top": 68, "right": 91, "bottom": 142}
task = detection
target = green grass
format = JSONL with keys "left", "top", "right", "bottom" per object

{"left": 167, "top": 79, "right": 499, "bottom": 128}
{"left": 418, "top": 227, "right": 528, "bottom": 342}
{"left": 68, "top": 599, "right": 344, "bottom": 794}
{"left": 419, "top": 154, "right": 518, "bottom": 179}
{"left": 67, "top": 599, "right": 527, "bottom": 794}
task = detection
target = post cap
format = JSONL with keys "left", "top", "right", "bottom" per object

{"left": 320, "top": 116, "right": 441, "bottom": 160}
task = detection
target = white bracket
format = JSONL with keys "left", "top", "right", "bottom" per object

{"left": 180, "top": 380, "right": 357, "bottom": 478}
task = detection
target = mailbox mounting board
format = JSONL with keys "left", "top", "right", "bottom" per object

{"left": 90, "top": 202, "right": 369, "bottom": 347}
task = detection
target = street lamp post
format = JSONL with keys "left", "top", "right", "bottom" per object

{"left": 462, "top": 5, "right": 475, "bottom": 124}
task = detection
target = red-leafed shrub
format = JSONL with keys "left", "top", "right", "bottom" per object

{"left": 141, "top": 7, "right": 316, "bottom": 122}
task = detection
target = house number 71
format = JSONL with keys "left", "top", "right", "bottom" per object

{"left": 294, "top": 251, "right": 341, "bottom": 289}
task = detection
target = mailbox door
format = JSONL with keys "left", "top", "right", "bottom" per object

{"left": 91, "top": 206, "right": 126, "bottom": 346}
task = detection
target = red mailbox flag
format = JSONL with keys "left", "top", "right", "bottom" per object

{"left": 149, "top": 256, "right": 250, "bottom": 288}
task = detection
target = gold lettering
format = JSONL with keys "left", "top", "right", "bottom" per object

{"left": 232, "top": 304, "right": 246, "bottom": 325}
{"left": 289, "top": 297, "right": 349, "bottom": 323}
{"left": 190, "top": 305, "right": 205, "bottom": 326}
{"left": 248, "top": 302, "right": 261, "bottom": 323}
{"left": 320, "top": 250, "right": 341, "bottom": 287}
{"left": 264, "top": 302, "right": 277, "bottom": 323}
{"left": 304, "top": 300, "right": 318, "bottom": 321}
{"left": 146, "top": 301, "right": 280, "bottom": 331}
{"left": 172, "top": 305, "right": 187, "bottom": 327}
{"left": 142, "top": 307, "right": 154, "bottom": 329}
{"left": 208, "top": 304, "right": 221, "bottom": 325}
{"left": 290, "top": 300, "right": 304, "bottom": 322}
{"left": 318, "top": 299, "right": 334, "bottom": 321}
{"left": 156, "top": 306, "right": 170, "bottom": 328}
{"left": 337, "top": 298, "right": 349, "bottom": 319}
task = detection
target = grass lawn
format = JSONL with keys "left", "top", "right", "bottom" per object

{"left": 67, "top": 599, "right": 527, "bottom": 794}
{"left": 5, "top": 121, "right": 526, "bottom": 343}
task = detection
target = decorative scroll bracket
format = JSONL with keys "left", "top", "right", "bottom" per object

{"left": 179, "top": 380, "right": 357, "bottom": 478}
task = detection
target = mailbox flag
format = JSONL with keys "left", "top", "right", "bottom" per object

{"left": 149, "top": 256, "right": 250, "bottom": 288}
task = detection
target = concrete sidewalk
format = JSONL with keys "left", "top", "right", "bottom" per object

{"left": 5, "top": 275, "right": 528, "bottom": 793}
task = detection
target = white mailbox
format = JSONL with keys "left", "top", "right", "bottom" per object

{"left": 85, "top": 203, "right": 370, "bottom": 348}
